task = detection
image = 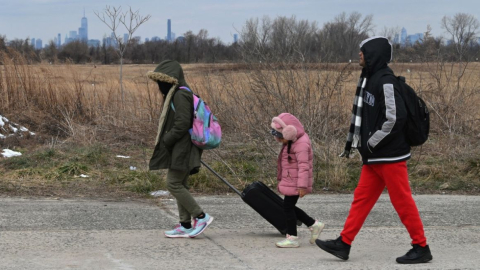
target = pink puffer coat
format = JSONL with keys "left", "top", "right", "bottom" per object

{"left": 272, "top": 113, "right": 314, "bottom": 196}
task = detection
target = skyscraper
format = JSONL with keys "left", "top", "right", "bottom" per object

{"left": 393, "top": 33, "right": 399, "bottom": 45}
{"left": 35, "top": 39, "right": 43, "bottom": 50}
{"left": 167, "top": 19, "right": 172, "bottom": 41}
{"left": 57, "top": 33, "right": 61, "bottom": 47}
{"left": 400, "top": 27, "right": 407, "bottom": 46}
{"left": 233, "top": 34, "right": 238, "bottom": 43}
{"left": 79, "top": 10, "right": 88, "bottom": 42}
{"left": 69, "top": 31, "right": 78, "bottom": 40}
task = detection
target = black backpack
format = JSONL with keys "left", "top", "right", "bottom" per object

{"left": 396, "top": 76, "right": 430, "bottom": 146}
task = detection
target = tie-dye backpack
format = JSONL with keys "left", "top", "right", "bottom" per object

{"left": 171, "top": 87, "right": 222, "bottom": 149}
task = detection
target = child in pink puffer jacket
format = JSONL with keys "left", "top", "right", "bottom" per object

{"left": 271, "top": 113, "right": 325, "bottom": 248}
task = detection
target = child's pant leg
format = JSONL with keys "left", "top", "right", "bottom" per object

{"left": 294, "top": 206, "right": 316, "bottom": 227}
{"left": 167, "top": 169, "right": 203, "bottom": 223}
{"left": 284, "top": 195, "right": 299, "bottom": 236}
{"left": 380, "top": 161, "right": 428, "bottom": 247}
{"left": 340, "top": 164, "right": 385, "bottom": 245}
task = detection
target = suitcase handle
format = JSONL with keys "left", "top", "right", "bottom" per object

{"left": 200, "top": 160, "right": 242, "bottom": 196}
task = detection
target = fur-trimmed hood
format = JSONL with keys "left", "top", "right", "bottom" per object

{"left": 148, "top": 60, "right": 190, "bottom": 146}
{"left": 146, "top": 60, "right": 190, "bottom": 88}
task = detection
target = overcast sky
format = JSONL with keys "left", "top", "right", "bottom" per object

{"left": 1, "top": 0, "right": 478, "bottom": 45}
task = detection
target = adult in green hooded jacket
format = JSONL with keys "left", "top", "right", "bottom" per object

{"left": 147, "top": 60, "right": 213, "bottom": 238}
{"left": 148, "top": 60, "right": 202, "bottom": 173}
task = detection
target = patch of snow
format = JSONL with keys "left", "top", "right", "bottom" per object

{"left": 116, "top": 155, "right": 130, "bottom": 158}
{"left": 150, "top": 190, "right": 170, "bottom": 197}
{"left": 2, "top": 149, "right": 22, "bottom": 158}
{"left": 0, "top": 114, "right": 35, "bottom": 139}
{"left": 79, "top": 174, "right": 89, "bottom": 178}
{"left": 9, "top": 125, "right": 17, "bottom": 133}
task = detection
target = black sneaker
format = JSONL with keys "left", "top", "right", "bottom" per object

{"left": 396, "top": 244, "right": 433, "bottom": 264}
{"left": 315, "top": 236, "right": 351, "bottom": 260}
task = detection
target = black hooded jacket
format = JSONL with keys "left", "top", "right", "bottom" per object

{"left": 358, "top": 37, "right": 411, "bottom": 164}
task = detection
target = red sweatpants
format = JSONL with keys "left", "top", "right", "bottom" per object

{"left": 340, "top": 161, "right": 427, "bottom": 247}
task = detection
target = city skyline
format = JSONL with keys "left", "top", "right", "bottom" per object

{"left": 28, "top": 11, "right": 430, "bottom": 49}
{"left": 1, "top": 0, "right": 478, "bottom": 46}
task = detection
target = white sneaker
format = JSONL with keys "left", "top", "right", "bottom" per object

{"left": 276, "top": 234, "right": 300, "bottom": 248}
{"left": 309, "top": 220, "right": 325, "bottom": 244}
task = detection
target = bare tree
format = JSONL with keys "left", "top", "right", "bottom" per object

{"left": 342, "top": 12, "right": 374, "bottom": 60}
{"left": 43, "top": 40, "right": 58, "bottom": 63}
{"left": 320, "top": 12, "right": 373, "bottom": 61}
{"left": 95, "top": 5, "right": 150, "bottom": 105}
{"left": 238, "top": 16, "right": 319, "bottom": 63}
{"left": 379, "top": 26, "right": 401, "bottom": 44}
{"left": 441, "top": 13, "right": 479, "bottom": 61}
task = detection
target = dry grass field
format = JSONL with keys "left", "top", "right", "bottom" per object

{"left": 0, "top": 54, "right": 479, "bottom": 198}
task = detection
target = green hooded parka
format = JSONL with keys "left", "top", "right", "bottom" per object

{"left": 147, "top": 60, "right": 203, "bottom": 174}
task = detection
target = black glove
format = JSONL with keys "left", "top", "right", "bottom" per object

{"left": 339, "top": 149, "right": 351, "bottom": 158}
{"left": 339, "top": 149, "right": 356, "bottom": 158}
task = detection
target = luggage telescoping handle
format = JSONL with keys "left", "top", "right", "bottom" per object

{"left": 200, "top": 160, "right": 242, "bottom": 196}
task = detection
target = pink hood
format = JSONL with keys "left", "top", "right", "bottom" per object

{"left": 271, "top": 113, "right": 305, "bottom": 142}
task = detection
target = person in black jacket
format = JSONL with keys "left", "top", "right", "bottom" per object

{"left": 315, "top": 37, "right": 432, "bottom": 264}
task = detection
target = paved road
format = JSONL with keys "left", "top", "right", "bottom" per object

{"left": 1, "top": 194, "right": 479, "bottom": 270}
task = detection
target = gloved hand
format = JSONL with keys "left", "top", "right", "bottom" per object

{"left": 339, "top": 149, "right": 351, "bottom": 158}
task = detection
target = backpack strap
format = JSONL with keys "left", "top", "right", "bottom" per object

{"left": 170, "top": 86, "right": 192, "bottom": 112}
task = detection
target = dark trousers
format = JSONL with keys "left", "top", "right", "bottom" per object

{"left": 284, "top": 195, "right": 315, "bottom": 236}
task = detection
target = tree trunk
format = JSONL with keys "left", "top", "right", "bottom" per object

{"left": 120, "top": 56, "right": 124, "bottom": 107}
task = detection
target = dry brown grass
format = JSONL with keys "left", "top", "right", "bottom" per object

{"left": 1, "top": 52, "right": 479, "bottom": 196}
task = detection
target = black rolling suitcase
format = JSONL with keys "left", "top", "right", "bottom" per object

{"left": 201, "top": 161, "right": 302, "bottom": 235}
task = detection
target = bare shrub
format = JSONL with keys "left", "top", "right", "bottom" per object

{"left": 189, "top": 61, "right": 356, "bottom": 190}
{"left": 1, "top": 50, "right": 480, "bottom": 193}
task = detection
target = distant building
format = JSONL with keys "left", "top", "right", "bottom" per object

{"left": 400, "top": 27, "right": 407, "bottom": 46}
{"left": 151, "top": 36, "right": 161, "bottom": 42}
{"left": 35, "top": 39, "right": 43, "bottom": 50}
{"left": 57, "top": 33, "right": 61, "bottom": 47}
{"left": 145, "top": 37, "right": 149, "bottom": 42}
{"left": 87, "top": 39, "right": 101, "bottom": 47}
{"left": 233, "top": 34, "right": 238, "bottom": 43}
{"left": 167, "top": 19, "right": 172, "bottom": 41}
{"left": 407, "top": 33, "right": 424, "bottom": 45}
{"left": 171, "top": 32, "right": 176, "bottom": 41}
{"left": 31, "top": 38, "right": 36, "bottom": 47}
{"left": 393, "top": 33, "right": 400, "bottom": 45}
{"left": 78, "top": 10, "right": 88, "bottom": 42}
{"left": 103, "top": 32, "right": 118, "bottom": 48}
{"left": 69, "top": 31, "right": 78, "bottom": 41}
